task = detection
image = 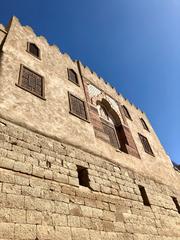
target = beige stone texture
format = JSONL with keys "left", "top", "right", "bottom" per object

{"left": 0, "top": 16, "right": 179, "bottom": 240}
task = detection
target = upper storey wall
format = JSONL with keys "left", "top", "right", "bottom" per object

{"left": 80, "top": 63, "right": 173, "bottom": 169}
{"left": 0, "top": 17, "right": 175, "bottom": 185}
{"left": 0, "top": 17, "right": 95, "bottom": 149}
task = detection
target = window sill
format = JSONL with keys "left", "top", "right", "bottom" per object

{"left": 69, "top": 111, "right": 90, "bottom": 123}
{"left": 15, "top": 83, "right": 46, "bottom": 100}
{"left": 26, "top": 50, "right": 41, "bottom": 60}
{"left": 144, "top": 150, "right": 155, "bottom": 157}
{"left": 68, "top": 78, "right": 80, "bottom": 87}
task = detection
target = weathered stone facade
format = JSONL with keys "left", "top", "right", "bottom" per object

{"left": 0, "top": 17, "right": 179, "bottom": 240}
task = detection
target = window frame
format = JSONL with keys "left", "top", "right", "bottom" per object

{"left": 67, "top": 68, "right": 79, "bottom": 86}
{"left": 68, "top": 92, "right": 89, "bottom": 122}
{"left": 16, "top": 64, "right": 45, "bottom": 100}
{"left": 138, "top": 133, "right": 154, "bottom": 156}
{"left": 101, "top": 119, "right": 120, "bottom": 149}
{"left": 122, "top": 105, "right": 132, "bottom": 120}
{"left": 140, "top": 118, "right": 149, "bottom": 131}
{"left": 27, "top": 42, "right": 41, "bottom": 59}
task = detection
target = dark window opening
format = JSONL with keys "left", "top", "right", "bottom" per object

{"left": 28, "top": 43, "right": 40, "bottom": 58}
{"left": 69, "top": 93, "right": 87, "bottom": 120}
{"left": 140, "top": 118, "right": 149, "bottom": 131}
{"left": 122, "top": 105, "right": 132, "bottom": 120}
{"left": 138, "top": 133, "right": 154, "bottom": 156}
{"left": 46, "top": 161, "right": 51, "bottom": 168}
{"left": 77, "top": 166, "right": 90, "bottom": 188}
{"left": 138, "top": 185, "right": 151, "bottom": 206}
{"left": 68, "top": 69, "right": 79, "bottom": 85}
{"left": 171, "top": 197, "right": 180, "bottom": 214}
{"left": 17, "top": 65, "right": 44, "bottom": 99}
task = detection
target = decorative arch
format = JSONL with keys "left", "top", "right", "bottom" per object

{"left": 96, "top": 98, "right": 121, "bottom": 126}
{"left": 92, "top": 92, "right": 121, "bottom": 117}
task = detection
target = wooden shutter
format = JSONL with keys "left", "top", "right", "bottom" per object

{"left": 102, "top": 122, "right": 119, "bottom": 148}
{"left": 20, "top": 66, "right": 43, "bottom": 97}
{"left": 140, "top": 118, "right": 149, "bottom": 131}
{"left": 68, "top": 69, "right": 78, "bottom": 84}
{"left": 139, "top": 134, "right": 154, "bottom": 155}
{"left": 122, "top": 105, "right": 132, "bottom": 120}
{"left": 69, "top": 94, "right": 87, "bottom": 120}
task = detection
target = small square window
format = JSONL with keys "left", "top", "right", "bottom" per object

{"left": 77, "top": 165, "right": 90, "bottom": 188}
{"left": 27, "top": 42, "right": 40, "bottom": 58}
{"left": 17, "top": 65, "right": 45, "bottom": 99}
{"left": 68, "top": 69, "right": 79, "bottom": 85}
{"left": 69, "top": 93, "right": 87, "bottom": 121}
{"left": 138, "top": 185, "right": 151, "bottom": 206}
{"left": 138, "top": 133, "right": 154, "bottom": 156}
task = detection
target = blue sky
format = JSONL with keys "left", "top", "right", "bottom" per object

{"left": 1, "top": 0, "right": 179, "bottom": 164}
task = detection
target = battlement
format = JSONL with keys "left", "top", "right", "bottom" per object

{"left": 0, "top": 16, "right": 179, "bottom": 240}
{"left": 0, "top": 16, "right": 175, "bottom": 182}
{"left": 3, "top": 16, "right": 143, "bottom": 114}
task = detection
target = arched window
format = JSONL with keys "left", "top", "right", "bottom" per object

{"left": 27, "top": 43, "right": 40, "bottom": 58}
{"left": 122, "top": 105, "right": 132, "bottom": 120}
{"left": 97, "top": 103, "right": 119, "bottom": 148}
{"left": 140, "top": 118, "right": 149, "bottom": 131}
{"left": 68, "top": 69, "right": 79, "bottom": 85}
{"left": 97, "top": 105, "right": 111, "bottom": 122}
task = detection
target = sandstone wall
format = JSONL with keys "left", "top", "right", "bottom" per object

{"left": 0, "top": 17, "right": 179, "bottom": 240}
{"left": 0, "top": 117, "right": 180, "bottom": 240}
{"left": 0, "top": 17, "right": 176, "bottom": 186}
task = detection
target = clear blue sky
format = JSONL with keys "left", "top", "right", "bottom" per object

{"left": 1, "top": 0, "right": 179, "bottom": 164}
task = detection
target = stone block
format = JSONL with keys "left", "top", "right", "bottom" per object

{"left": 15, "top": 224, "right": 36, "bottom": 239}
{"left": 71, "top": 227, "right": 90, "bottom": 240}
{"left": 14, "top": 161, "right": 32, "bottom": 174}
{"left": 6, "top": 194, "right": 24, "bottom": 209}
{"left": 0, "top": 222, "right": 14, "bottom": 239}
{"left": 54, "top": 226, "right": 72, "bottom": 240}
{"left": 54, "top": 201, "right": 69, "bottom": 215}
{"left": 37, "top": 225, "right": 54, "bottom": 239}
{"left": 68, "top": 215, "right": 81, "bottom": 227}
{"left": 52, "top": 214, "right": 67, "bottom": 226}
{"left": 27, "top": 210, "right": 42, "bottom": 224}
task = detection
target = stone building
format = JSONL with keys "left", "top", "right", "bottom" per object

{"left": 0, "top": 16, "right": 179, "bottom": 240}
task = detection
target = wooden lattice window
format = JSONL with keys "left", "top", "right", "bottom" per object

{"left": 17, "top": 65, "right": 45, "bottom": 99}
{"left": 140, "top": 118, "right": 149, "bottom": 131}
{"left": 102, "top": 122, "right": 119, "bottom": 148}
{"left": 69, "top": 93, "right": 87, "bottom": 120}
{"left": 27, "top": 43, "right": 40, "bottom": 58}
{"left": 68, "top": 69, "right": 79, "bottom": 85}
{"left": 122, "top": 105, "right": 132, "bottom": 120}
{"left": 138, "top": 133, "right": 154, "bottom": 156}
